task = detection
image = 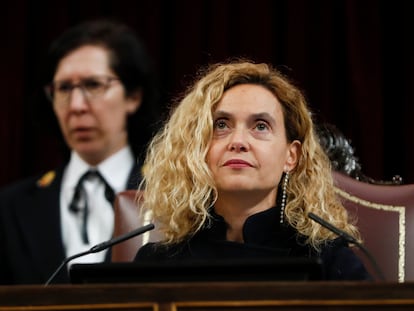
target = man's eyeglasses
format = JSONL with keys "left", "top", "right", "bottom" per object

{"left": 44, "top": 75, "right": 120, "bottom": 105}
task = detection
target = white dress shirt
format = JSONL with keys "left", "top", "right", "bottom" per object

{"left": 60, "top": 146, "right": 135, "bottom": 264}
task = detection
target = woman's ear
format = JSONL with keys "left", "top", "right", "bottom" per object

{"left": 125, "top": 89, "right": 142, "bottom": 114}
{"left": 284, "top": 140, "right": 301, "bottom": 171}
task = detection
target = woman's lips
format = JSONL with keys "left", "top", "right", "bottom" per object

{"left": 70, "top": 127, "right": 96, "bottom": 139}
{"left": 223, "top": 159, "right": 253, "bottom": 168}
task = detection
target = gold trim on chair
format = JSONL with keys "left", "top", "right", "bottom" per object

{"left": 334, "top": 187, "right": 406, "bottom": 282}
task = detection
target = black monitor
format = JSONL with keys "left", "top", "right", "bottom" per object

{"left": 69, "top": 257, "right": 323, "bottom": 284}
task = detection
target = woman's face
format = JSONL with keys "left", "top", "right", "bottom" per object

{"left": 52, "top": 45, "right": 141, "bottom": 165}
{"left": 207, "top": 84, "right": 300, "bottom": 201}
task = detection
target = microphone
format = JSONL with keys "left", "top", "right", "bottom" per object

{"left": 308, "top": 212, "right": 385, "bottom": 281}
{"left": 45, "top": 223, "right": 155, "bottom": 286}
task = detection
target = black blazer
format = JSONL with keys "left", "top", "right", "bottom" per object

{"left": 0, "top": 164, "right": 140, "bottom": 285}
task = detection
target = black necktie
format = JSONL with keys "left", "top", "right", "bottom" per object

{"left": 69, "top": 170, "right": 115, "bottom": 244}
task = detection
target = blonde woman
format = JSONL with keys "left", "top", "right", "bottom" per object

{"left": 135, "top": 60, "right": 370, "bottom": 280}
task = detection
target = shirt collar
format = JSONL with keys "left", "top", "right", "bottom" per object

{"left": 64, "top": 146, "right": 135, "bottom": 193}
{"left": 207, "top": 206, "right": 298, "bottom": 246}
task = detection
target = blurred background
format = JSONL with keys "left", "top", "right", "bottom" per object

{"left": 2, "top": 0, "right": 414, "bottom": 187}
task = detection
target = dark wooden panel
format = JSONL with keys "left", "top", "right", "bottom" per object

{"left": 0, "top": 282, "right": 414, "bottom": 311}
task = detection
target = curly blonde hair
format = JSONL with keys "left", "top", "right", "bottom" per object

{"left": 139, "top": 60, "right": 360, "bottom": 249}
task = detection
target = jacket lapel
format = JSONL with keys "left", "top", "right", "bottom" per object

{"left": 126, "top": 162, "right": 142, "bottom": 190}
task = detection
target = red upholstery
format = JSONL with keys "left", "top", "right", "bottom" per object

{"left": 332, "top": 171, "right": 414, "bottom": 282}
{"left": 111, "top": 190, "right": 163, "bottom": 262}
{"left": 113, "top": 174, "right": 414, "bottom": 282}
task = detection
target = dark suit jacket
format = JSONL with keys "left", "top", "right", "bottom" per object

{"left": 0, "top": 164, "right": 141, "bottom": 285}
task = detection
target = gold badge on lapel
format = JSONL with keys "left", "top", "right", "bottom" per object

{"left": 37, "top": 171, "right": 56, "bottom": 187}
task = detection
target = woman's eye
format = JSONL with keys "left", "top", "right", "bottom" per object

{"left": 255, "top": 122, "right": 269, "bottom": 131}
{"left": 57, "top": 83, "right": 72, "bottom": 92}
{"left": 83, "top": 79, "right": 103, "bottom": 90}
{"left": 214, "top": 119, "right": 228, "bottom": 130}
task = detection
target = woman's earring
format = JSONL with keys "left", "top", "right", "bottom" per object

{"left": 280, "top": 172, "right": 289, "bottom": 224}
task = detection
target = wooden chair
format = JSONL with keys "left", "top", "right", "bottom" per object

{"left": 111, "top": 190, "right": 163, "bottom": 262}
{"left": 332, "top": 170, "right": 414, "bottom": 282}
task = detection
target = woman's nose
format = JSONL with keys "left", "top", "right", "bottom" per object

{"left": 68, "top": 88, "right": 88, "bottom": 111}
{"left": 230, "top": 142, "right": 248, "bottom": 152}
{"left": 228, "top": 128, "right": 249, "bottom": 152}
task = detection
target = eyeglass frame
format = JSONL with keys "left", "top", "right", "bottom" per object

{"left": 44, "top": 75, "right": 120, "bottom": 105}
